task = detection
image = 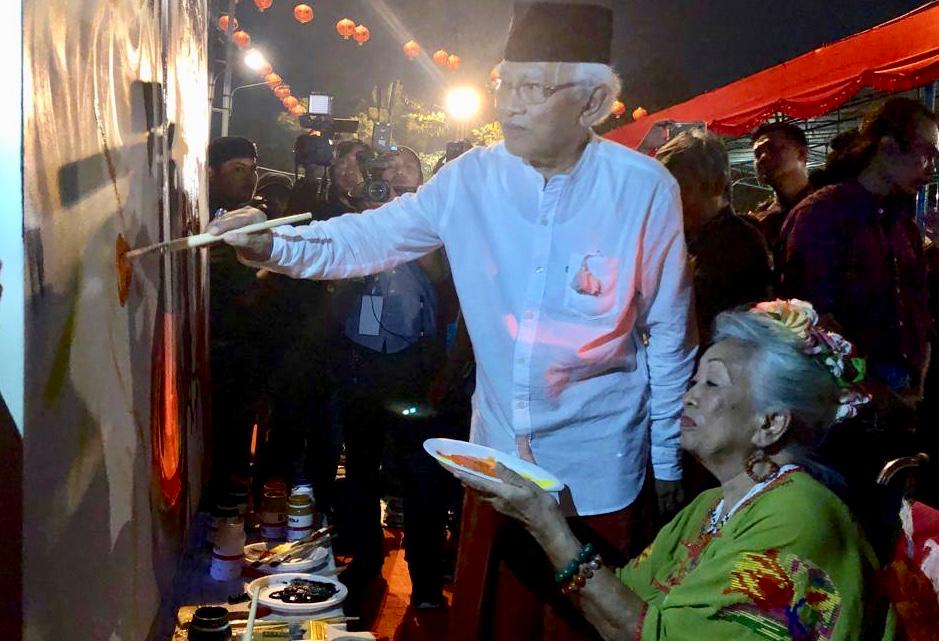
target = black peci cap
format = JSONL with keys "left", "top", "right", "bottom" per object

{"left": 503, "top": 2, "right": 613, "bottom": 64}
{"left": 208, "top": 136, "right": 257, "bottom": 168}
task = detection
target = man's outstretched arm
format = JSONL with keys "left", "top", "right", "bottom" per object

{"left": 206, "top": 162, "right": 457, "bottom": 280}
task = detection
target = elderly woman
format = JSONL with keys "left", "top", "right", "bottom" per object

{"left": 454, "top": 300, "right": 894, "bottom": 641}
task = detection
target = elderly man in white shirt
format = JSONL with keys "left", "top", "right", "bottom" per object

{"left": 209, "top": 2, "right": 695, "bottom": 635}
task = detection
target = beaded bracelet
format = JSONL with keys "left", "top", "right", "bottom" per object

{"left": 554, "top": 543, "right": 595, "bottom": 584}
{"left": 560, "top": 553, "right": 603, "bottom": 596}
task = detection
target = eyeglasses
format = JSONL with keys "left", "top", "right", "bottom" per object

{"left": 488, "top": 78, "right": 582, "bottom": 105}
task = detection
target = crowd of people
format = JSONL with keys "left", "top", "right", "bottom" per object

{"left": 202, "top": 2, "right": 938, "bottom": 639}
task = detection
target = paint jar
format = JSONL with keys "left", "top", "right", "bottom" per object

{"left": 188, "top": 606, "right": 232, "bottom": 641}
{"left": 291, "top": 482, "right": 314, "bottom": 499}
{"left": 207, "top": 498, "right": 237, "bottom": 547}
{"left": 229, "top": 483, "right": 249, "bottom": 519}
{"left": 263, "top": 479, "right": 288, "bottom": 495}
{"left": 260, "top": 488, "right": 288, "bottom": 541}
{"left": 286, "top": 491, "right": 314, "bottom": 541}
{"left": 210, "top": 507, "right": 245, "bottom": 581}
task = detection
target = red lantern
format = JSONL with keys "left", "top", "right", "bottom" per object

{"left": 447, "top": 54, "right": 461, "bottom": 72}
{"left": 294, "top": 4, "right": 314, "bottom": 24}
{"left": 403, "top": 40, "right": 421, "bottom": 60}
{"left": 432, "top": 49, "right": 449, "bottom": 66}
{"left": 282, "top": 96, "right": 300, "bottom": 110}
{"left": 232, "top": 30, "right": 251, "bottom": 49}
{"left": 254, "top": 0, "right": 273, "bottom": 11}
{"left": 258, "top": 62, "right": 273, "bottom": 77}
{"left": 611, "top": 100, "right": 626, "bottom": 118}
{"left": 264, "top": 73, "right": 283, "bottom": 88}
{"left": 217, "top": 15, "right": 238, "bottom": 32}
{"left": 290, "top": 105, "right": 306, "bottom": 117}
{"left": 274, "top": 84, "right": 292, "bottom": 99}
{"left": 336, "top": 18, "right": 356, "bottom": 39}
{"left": 353, "top": 25, "right": 370, "bottom": 46}
{"left": 632, "top": 106, "right": 648, "bottom": 120}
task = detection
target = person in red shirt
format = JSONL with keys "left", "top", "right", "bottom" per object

{"left": 780, "top": 97, "right": 937, "bottom": 399}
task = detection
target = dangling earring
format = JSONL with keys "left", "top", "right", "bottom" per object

{"left": 745, "top": 449, "right": 780, "bottom": 483}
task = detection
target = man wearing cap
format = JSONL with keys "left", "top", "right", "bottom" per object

{"left": 208, "top": 135, "right": 259, "bottom": 214}
{"left": 208, "top": 3, "right": 695, "bottom": 636}
{"left": 207, "top": 136, "right": 264, "bottom": 497}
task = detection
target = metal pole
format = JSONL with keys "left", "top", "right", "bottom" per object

{"left": 224, "top": 82, "right": 269, "bottom": 135}
{"left": 220, "top": 0, "right": 238, "bottom": 137}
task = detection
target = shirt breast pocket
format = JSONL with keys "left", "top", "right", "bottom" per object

{"left": 562, "top": 252, "right": 619, "bottom": 320}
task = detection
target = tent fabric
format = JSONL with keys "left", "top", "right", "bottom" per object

{"left": 605, "top": 2, "right": 939, "bottom": 148}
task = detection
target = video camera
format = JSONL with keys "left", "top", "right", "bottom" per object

{"left": 294, "top": 94, "right": 360, "bottom": 170}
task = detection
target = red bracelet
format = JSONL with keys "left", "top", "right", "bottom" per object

{"left": 560, "top": 553, "right": 603, "bottom": 596}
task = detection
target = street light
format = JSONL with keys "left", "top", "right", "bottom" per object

{"left": 445, "top": 86, "right": 482, "bottom": 140}
{"left": 243, "top": 48, "right": 269, "bottom": 72}
{"left": 445, "top": 86, "right": 482, "bottom": 121}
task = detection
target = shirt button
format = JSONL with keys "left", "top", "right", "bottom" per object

{"left": 898, "top": 320, "right": 904, "bottom": 327}
{"left": 516, "top": 400, "right": 527, "bottom": 409}
{"left": 540, "top": 218, "right": 548, "bottom": 226}
{"left": 517, "top": 357, "right": 526, "bottom": 364}
{"left": 535, "top": 266, "right": 544, "bottom": 273}
{"left": 525, "top": 311, "right": 534, "bottom": 320}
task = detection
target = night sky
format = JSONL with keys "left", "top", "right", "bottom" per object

{"left": 225, "top": 0, "right": 925, "bottom": 159}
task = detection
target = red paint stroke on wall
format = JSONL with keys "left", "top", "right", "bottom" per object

{"left": 151, "top": 309, "right": 182, "bottom": 508}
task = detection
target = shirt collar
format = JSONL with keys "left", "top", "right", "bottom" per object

{"left": 500, "top": 133, "right": 598, "bottom": 185}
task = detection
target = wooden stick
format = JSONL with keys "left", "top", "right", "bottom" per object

{"left": 244, "top": 585, "right": 262, "bottom": 641}
{"left": 123, "top": 212, "right": 313, "bottom": 260}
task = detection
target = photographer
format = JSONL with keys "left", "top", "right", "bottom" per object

{"left": 287, "top": 139, "right": 371, "bottom": 221}
{"left": 328, "top": 146, "right": 453, "bottom": 609}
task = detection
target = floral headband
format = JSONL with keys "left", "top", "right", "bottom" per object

{"left": 750, "top": 299, "right": 871, "bottom": 421}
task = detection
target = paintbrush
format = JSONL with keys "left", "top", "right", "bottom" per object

{"left": 250, "top": 525, "right": 334, "bottom": 567}
{"left": 123, "top": 212, "right": 312, "bottom": 260}
{"left": 244, "top": 585, "right": 261, "bottom": 641}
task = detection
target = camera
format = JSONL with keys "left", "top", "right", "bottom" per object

{"left": 359, "top": 122, "right": 399, "bottom": 204}
{"left": 294, "top": 93, "right": 360, "bottom": 170}
{"left": 361, "top": 150, "right": 399, "bottom": 203}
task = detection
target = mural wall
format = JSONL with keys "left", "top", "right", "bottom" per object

{"left": 23, "top": 1, "right": 209, "bottom": 639}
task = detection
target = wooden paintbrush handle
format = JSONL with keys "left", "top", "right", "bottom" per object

{"left": 124, "top": 212, "right": 313, "bottom": 259}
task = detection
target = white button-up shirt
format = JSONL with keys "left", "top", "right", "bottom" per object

{"left": 254, "top": 138, "right": 697, "bottom": 515}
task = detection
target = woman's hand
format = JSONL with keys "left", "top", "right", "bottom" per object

{"left": 451, "top": 463, "right": 565, "bottom": 543}
{"left": 453, "top": 462, "right": 646, "bottom": 641}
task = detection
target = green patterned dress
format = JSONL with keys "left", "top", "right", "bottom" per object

{"left": 616, "top": 468, "right": 895, "bottom": 641}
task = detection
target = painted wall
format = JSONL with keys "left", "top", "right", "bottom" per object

{"left": 23, "top": 1, "right": 209, "bottom": 639}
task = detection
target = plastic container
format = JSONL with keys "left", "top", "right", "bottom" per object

{"left": 210, "top": 507, "right": 246, "bottom": 581}
{"left": 286, "top": 492, "right": 314, "bottom": 541}
{"left": 188, "top": 606, "right": 232, "bottom": 641}
{"left": 259, "top": 488, "right": 288, "bottom": 541}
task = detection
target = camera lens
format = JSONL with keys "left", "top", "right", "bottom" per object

{"left": 365, "top": 180, "right": 391, "bottom": 203}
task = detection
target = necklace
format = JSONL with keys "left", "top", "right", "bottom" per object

{"left": 705, "top": 465, "right": 799, "bottom": 534}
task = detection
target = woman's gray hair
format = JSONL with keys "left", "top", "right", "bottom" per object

{"left": 713, "top": 309, "right": 841, "bottom": 446}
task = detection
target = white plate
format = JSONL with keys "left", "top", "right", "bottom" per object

{"left": 245, "top": 572, "right": 347, "bottom": 614}
{"left": 424, "top": 438, "right": 564, "bottom": 492}
{"left": 243, "top": 542, "right": 329, "bottom": 574}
